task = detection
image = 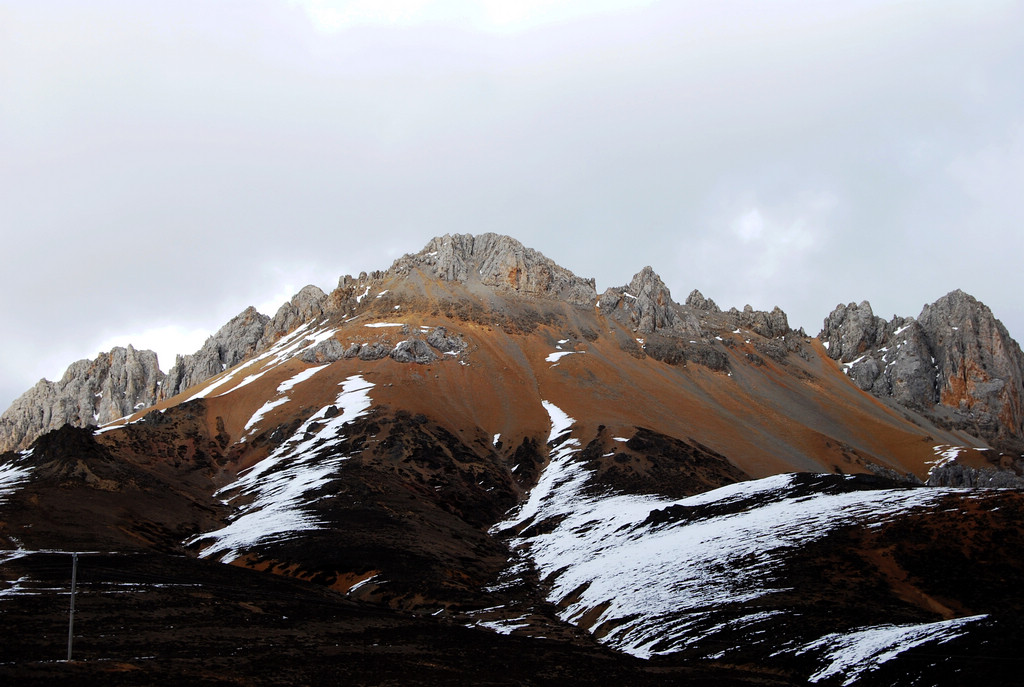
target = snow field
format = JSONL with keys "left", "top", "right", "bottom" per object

{"left": 495, "top": 400, "right": 985, "bottom": 673}
{"left": 187, "top": 375, "right": 375, "bottom": 563}
{"left": 0, "top": 453, "right": 33, "bottom": 506}
{"left": 796, "top": 614, "right": 988, "bottom": 685}
{"left": 239, "top": 364, "right": 330, "bottom": 439}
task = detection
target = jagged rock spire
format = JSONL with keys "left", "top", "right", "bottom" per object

{"left": 0, "top": 346, "right": 164, "bottom": 452}
{"left": 599, "top": 266, "right": 702, "bottom": 335}
{"left": 819, "top": 289, "right": 1024, "bottom": 451}
{"left": 686, "top": 289, "right": 720, "bottom": 313}
{"left": 392, "top": 233, "right": 598, "bottom": 305}
{"left": 161, "top": 306, "right": 271, "bottom": 399}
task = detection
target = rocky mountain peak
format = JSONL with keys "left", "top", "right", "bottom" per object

{"left": 819, "top": 289, "right": 1024, "bottom": 452}
{"left": 392, "top": 233, "right": 597, "bottom": 305}
{"left": 0, "top": 345, "right": 164, "bottom": 452}
{"left": 685, "top": 289, "right": 720, "bottom": 313}
{"left": 625, "top": 266, "right": 678, "bottom": 333}
{"left": 820, "top": 300, "right": 890, "bottom": 361}
{"left": 734, "top": 304, "right": 791, "bottom": 338}
{"left": 161, "top": 306, "right": 271, "bottom": 399}
{"left": 918, "top": 289, "right": 1024, "bottom": 443}
{"left": 267, "top": 285, "right": 327, "bottom": 337}
{"left": 599, "top": 266, "right": 702, "bottom": 335}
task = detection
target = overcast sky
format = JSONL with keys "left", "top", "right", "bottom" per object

{"left": 2, "top": 0, "right": 1023, "bottom": 411}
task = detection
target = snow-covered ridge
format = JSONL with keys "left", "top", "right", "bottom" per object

{"left": 187, "top": 375, "right": 375, "bottom": 563}
{"left": 185, "top": 322, "right": 339, "bottom": 403}
{"left": 495, "top": 406, "right": 985, "bottom": 675}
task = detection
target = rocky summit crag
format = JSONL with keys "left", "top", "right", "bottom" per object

{"left": 0, "top": 345, "right": 163, "bottom": 453}
{"left": 2, "top": 234, "right": 1022, "bottom": 464}
{"left": 2, "top": 233, "right": 1024, "bottom": 685}
{"left": 820, "top": 289, "right": 1024, "bottom": 455}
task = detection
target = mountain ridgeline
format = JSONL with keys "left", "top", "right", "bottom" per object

{"left": 3, "top": 234, "right": 1021, "bottom": 461}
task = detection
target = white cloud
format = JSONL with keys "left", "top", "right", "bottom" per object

{"left": 680, "top": 191, "right": 838, "bottom": 330}
{"left": 288, "top": 0, "right": 657, "bottom": 33}
{"left": 290, "top": 0, "right": 435, "bottom": 32}
{"left": 2, "top": 0, "right": 1024, "bottom": 409}
{"left": 733, "top": 209, "right": 764, "bottom": 243}
{"left": 947, "top": 121, "right": 1024, "bottom": 228}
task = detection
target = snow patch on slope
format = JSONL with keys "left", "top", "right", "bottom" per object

{"left": 187, "top": 375, "right": 374, "bottom": 562}
{"left": 0, "top": 454, "right": 32, "bottom": 506}
{"left": 184, "top": 323, "right": 339, "bottom": 402}
{"left": 545, "top": 351, "right": 583, "bottom": 364}
{"left": 797, "top": 614, "right": 988, "bottom": 685}
{"left": 495, "top": 414, "right": 978, "bottom": 665}
{"left": 240, "top": 364, "right": 329, "bottom": 439}
{"left": 926, "top": 444, "right": 965, "bottom": 475}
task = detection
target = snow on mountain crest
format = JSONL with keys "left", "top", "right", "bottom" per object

{"left": 4, "top": 232, "right": 1023, "bottom": 472}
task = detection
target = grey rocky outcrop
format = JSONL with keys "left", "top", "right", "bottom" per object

{"left": 426, "top": 326, "right": 466, "bottom": 353}
{"left": 161, "top": 306, "right": 271, "bottom": 399}
{"left": 820, "top": 301, "right": 892, "bottom": 360}
{"left": 600, "top": 267, "right": 702, "bottom": 336}
{"left": 391, "top": 339, "right": 439, "bottom": 364}
{"left": 917, "top": 290, "right": 1024, "bottom": 431}
{"left": 358, "top": 343, "right": 391, "bottom": 361}
{"left": 263, "top": 285, "right": 328, "bottom": 345}
{"left": 336, "top": 330, "right": 464, "bottom": 365}
{"left": 820, "top": 290, "right": 1024, "bottom": 451}
{"left": 0, "top": 346, "right": 164, "bottom": 452}
{"left": 391, "top": 233, "right": 598, "bottom": 305}
{"left": 736, "top": 305, "right": 790, "bottom": 339}
{"left": 926, "top": 460, "right": 1024, "bottom": 488}
{"left": 685, "top": 289, "right": 720, "bottom": 313}
{"left": 299, "top": 338, "right": 346, "bottom": 365}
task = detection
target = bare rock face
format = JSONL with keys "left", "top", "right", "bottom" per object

{"left": 685, "top": 289, "right": 720, "bottom": 313}
{"left": 626, "top": 266, "right": 680, "bottom": 333}
{"left": 0, "top": 346, "right": 164, "bottom": 452}
{"left": 393, "top": 233, "right": 598, "bottom": 305}
{"left": 600, "top": 267, "right": 701, "bottom": 335}
{"left": 161, "top": 306, "right": 271, "bottom": 399}
{"left": 820, "top": 290, "right": 1024, "bottom": 451}
{"left": 820, "top": 301, "right": 890, "bottom": 360}
{"left": 737, "top": 305, "right": 791, "bottom": 339}
{"left": 927, "top": 459, "right": 1024, "bottom": 488}
{"left": 358, "top": 342, "right": 391, "bottom": 361}
{"left": 426, "top": 326, "right": 466, "bottom": 354}
{"left": 919, "top": 290, "right": 1024, "bottom": 445}
{"left": 299, "top": 338, "right": 346, "bottom": 365}
{"left": 263, "top": 285, "right": 328, "bottom": 344}
{"left": 391, "top": 339, "right": 439, "bottom": 364}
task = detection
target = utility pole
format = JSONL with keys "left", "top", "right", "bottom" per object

{"left": 66, "top": 552, "right": 78, "bottom": 662}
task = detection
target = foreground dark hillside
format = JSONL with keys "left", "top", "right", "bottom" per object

{"left": 1, "top": 552, "right": 783, "bottom": 686}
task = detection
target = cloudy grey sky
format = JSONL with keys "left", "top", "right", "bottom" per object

{"left": 2, "top": 0, "right": 1022, "bottom": 411}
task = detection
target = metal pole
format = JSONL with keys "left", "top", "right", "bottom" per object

{"left": 66, "top": 552, "right": 78, "bottom": 662}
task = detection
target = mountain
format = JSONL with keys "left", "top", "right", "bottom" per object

{"left": 1, "top": 233, "right": 1023, "bottom": 685}
{"left": 821, "top": 291, "right": 1024, "bottom": 457}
